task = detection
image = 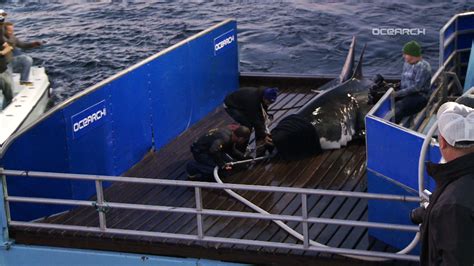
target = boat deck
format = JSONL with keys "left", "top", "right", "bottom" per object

{"left": 10, "top": 84, "right": 412, "bottom": 265}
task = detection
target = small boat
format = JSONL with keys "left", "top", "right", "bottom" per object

{"left": 0, "top": 66, "right": 51, "bottom": 147}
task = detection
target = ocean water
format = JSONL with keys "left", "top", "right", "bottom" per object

{"left": 3, "top": 0, "right": 474, "bottom": 104}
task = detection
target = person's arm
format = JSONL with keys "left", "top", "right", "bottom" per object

{"left": 395, "top": 63, "right": 431, "bottom": 98}
{"left": 209, "top": 139, "right": 226, "bottom": 168}
{"left": 230, "top": 145, "right": 246, "bottom": 161}
{"left": 0, "top": 42, "right": 13, "bottom": 56}
{"left": 13, "top": 35, "right": 41, "bottom": 50}
{"left": 432, "top": 204, "right": 474, "bottom": 266}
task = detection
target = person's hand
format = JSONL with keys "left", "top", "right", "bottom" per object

{"left": 223, "top": 163, "right": 232, "bottom": 171}
{"left": 264, "top": 135, "right": 273, "bottom": 145}
{"left": 1, "top": 42, "right": 12, "bottom": 55}
{"left": 32, "top": 41, "right": 42, "bottom": 48}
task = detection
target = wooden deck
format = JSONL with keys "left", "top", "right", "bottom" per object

{"left": 10, "top": 84, "right": 413, "bottom": 265}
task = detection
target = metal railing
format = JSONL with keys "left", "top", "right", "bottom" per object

{"left": 0, "top": 169, "right": 420, "bottom": 261}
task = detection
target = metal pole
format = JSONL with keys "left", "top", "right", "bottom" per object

{"left": 95, "top": 180, "right": 107, "bottom": 231}
{"left": 0, "top": 168, "right": 10, "bottom": 244}
{"left": 195, "top": 187, "right": 204, "bottom": 239}
{"left": 301, "top": 194, "right": 309, "bottom": 249}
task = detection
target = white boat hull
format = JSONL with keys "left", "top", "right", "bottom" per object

{"left": 0, "top": 66, "right": 50, "bottom": 146}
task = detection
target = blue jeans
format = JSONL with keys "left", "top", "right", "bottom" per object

{"left": 9, "top": 54, "right": 33, "bottom": 82}
{"left": 0, "top": 70, "right": 13, "bottom": 109}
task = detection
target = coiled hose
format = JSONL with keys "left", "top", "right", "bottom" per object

{"left": 213, "top": 148, "right": 427, "bottom": 261}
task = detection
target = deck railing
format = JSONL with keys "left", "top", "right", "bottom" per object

{"left": 0, "top": 168, "right": 420, "bottom": 262}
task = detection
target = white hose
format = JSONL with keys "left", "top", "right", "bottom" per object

{"left": 214, "top": 165, "right": 420, "bottom": 261}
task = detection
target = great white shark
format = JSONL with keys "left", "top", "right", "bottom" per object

{"left": 271, "top": 37, "right": 375, "bottom": 158}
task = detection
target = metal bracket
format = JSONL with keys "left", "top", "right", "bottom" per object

{"left": 92, "top": 202, "right": 110, "bottom": 214}
{"left": 1, "top": 241, "right": 13, "bottom": 250}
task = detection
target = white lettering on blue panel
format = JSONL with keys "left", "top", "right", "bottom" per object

{"left": 214, "top": 29, "right": 236, "bottom": 55}
{"left": 71, "top": 100, "right": 108, "bottom": 139}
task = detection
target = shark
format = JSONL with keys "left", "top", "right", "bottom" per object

{"left": 271, "top": 36, "right": 375, "bottom": 158}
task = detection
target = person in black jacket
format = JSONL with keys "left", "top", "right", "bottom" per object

{"left": 224, "top": 87, "right": 278, "bottom": 155}
{"left": 419, "top": 102, "right": 474, "bottom": 266}
{"left": 187, "top": 125, "right": 251, "bottom": 181}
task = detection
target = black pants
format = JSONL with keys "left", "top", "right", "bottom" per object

{"left": 395, "top": 94, "right": 428, "bottom": 123}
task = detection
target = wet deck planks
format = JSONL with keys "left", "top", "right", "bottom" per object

{"left": 10, "top": 86, "right": 411, "bottom": 265}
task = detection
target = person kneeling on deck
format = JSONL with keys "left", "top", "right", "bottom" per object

{"left": 224, "top": 87, "right": 278, "bottom": 156}
{"left": 418, "top": 102, "right": 474, "bottom": 265}
{"left": 186, "top": 125, "right": 251, "bottom": 181}
{"left": 4, "top": 22, "right": 42, "bottom": 86}
{"left": 394, "top": 41, "right": 432, "bottom": 123}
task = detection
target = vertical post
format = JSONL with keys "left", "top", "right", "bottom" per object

{"left": 301, "top": 193, "right": 309, "bottom": 249}
{"left": 95, "top": 180, "right": 107, "bottom": 231}
{"left": 195, "top": 187, "right": 204, "bottom": 239}
{"left": 0, "top": 168, "right": 10, "bottom": 243}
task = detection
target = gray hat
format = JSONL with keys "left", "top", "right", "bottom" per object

{"left": 437, "top": 102, "right": 474, "bottom": 147}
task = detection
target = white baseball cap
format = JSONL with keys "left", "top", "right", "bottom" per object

{"left": 437, "top": 102, "right": 474, "bottom": 147}
{"left": 0, "top": 9, "right": 6, "bottom": 22}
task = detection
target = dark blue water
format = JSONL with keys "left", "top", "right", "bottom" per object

{"left": 4, "top": 0, "right": 474, "bottom": 104}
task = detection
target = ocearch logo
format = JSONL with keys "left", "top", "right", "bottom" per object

{"left": 214, "top": 29, "right": 236, "bottom": 55}
{"left": 372, "top": 27, "right": 426, "bottom": 36}
{"left": 71, "top": 100, "right": 108, "bottom": 139}
{"left": 73, "top": 108, "right": 107, "bottom": 132}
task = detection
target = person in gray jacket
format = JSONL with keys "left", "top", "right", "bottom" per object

{"left": 4, "top": 22, "right": 42, "bottom": 86}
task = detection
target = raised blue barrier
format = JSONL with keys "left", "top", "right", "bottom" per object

{"left": 0, "top": 20, "right": 239, "bottom": 221}
{"left": 366, "top": 95, "right": 441, "bottom": 253}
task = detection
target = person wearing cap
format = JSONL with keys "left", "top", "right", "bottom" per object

{"left": 224, "top": 87, "right": 278, "bottom": 155}
{"left": 420, "top": 102, "right": 474, "bottom": 265}
{"left": 186, "top": 124, "right": 251, "bottom": 181}
{"left": 394, "top": 41, "right": 432, "bottom": 123}
{"left": 4, "top": 22, "right": 42, "bottom": 86}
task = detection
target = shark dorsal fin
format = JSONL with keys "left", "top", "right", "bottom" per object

{"left": 339, "top": 36, "right": 356, "bottom": 83}
{"left": 352, "top": 43, "right": 366, "bottom": 80}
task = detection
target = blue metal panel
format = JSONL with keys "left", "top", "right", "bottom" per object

{"left": 367, "top": 171, "right": 419, "bottom": 253}
{"left": 444, "top": 40, "right": 455, "bottom": 62}
{"left": 62, "top": 87, "right": 114, "bottom": 199}
{"left": 456, "top": 32, "right": 474, "bottom": 50}
{"left": 365, "top": 116, "right": 441, "bottom": 250}
{"left": 0, "top": 244, "right": 249, "bottom": 266}
{"left": 150, "top": 21, "right": 239, "bottom": 150}
{"left": 0, "top": 21, "right": 239, "bottom": 222}
{"left": 443, "top": 21, "right": 456, "bottom": 40}
{"left": 372, "top": 96, "right": 392, "bottom": 118}
{"left": 457, "top": 15, "right": 474, "bottom": 31}
{"left": 366, "top": 117, "right": 439, "bottom": 191}
{"left": 463, "top": 41, "right": 474, "bottom": 91}
{"left": 106, "top": 68, "right": 153, "bottom": 175}
{"left": 1, "top": 111, "right": 72, "bottom": 221}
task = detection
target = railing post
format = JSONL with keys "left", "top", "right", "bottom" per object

{"left": 0, "top": 168, "right": 10, "bottom": 244}
{"left": 195, "top": 187, "right": 204, "bottom": 239}
{"left": 301, "top": 193, "right": 309, "bottom": 249}
{"left": 95, "top": 180, "right": 107, "bottom": 231}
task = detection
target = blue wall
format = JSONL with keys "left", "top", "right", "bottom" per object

{"left": 0, "top": 20, "right": 239, "bottom": 221}
{"left": 365, "top": 95, "right": 441, "bottom": 253}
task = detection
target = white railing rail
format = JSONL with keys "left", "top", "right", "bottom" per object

{"left": 0, "top": 168, "right": 420, "bottom": 262}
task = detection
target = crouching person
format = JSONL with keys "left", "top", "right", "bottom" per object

{"left": 186, "top": 125, "right": 251, "bottom": 181}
